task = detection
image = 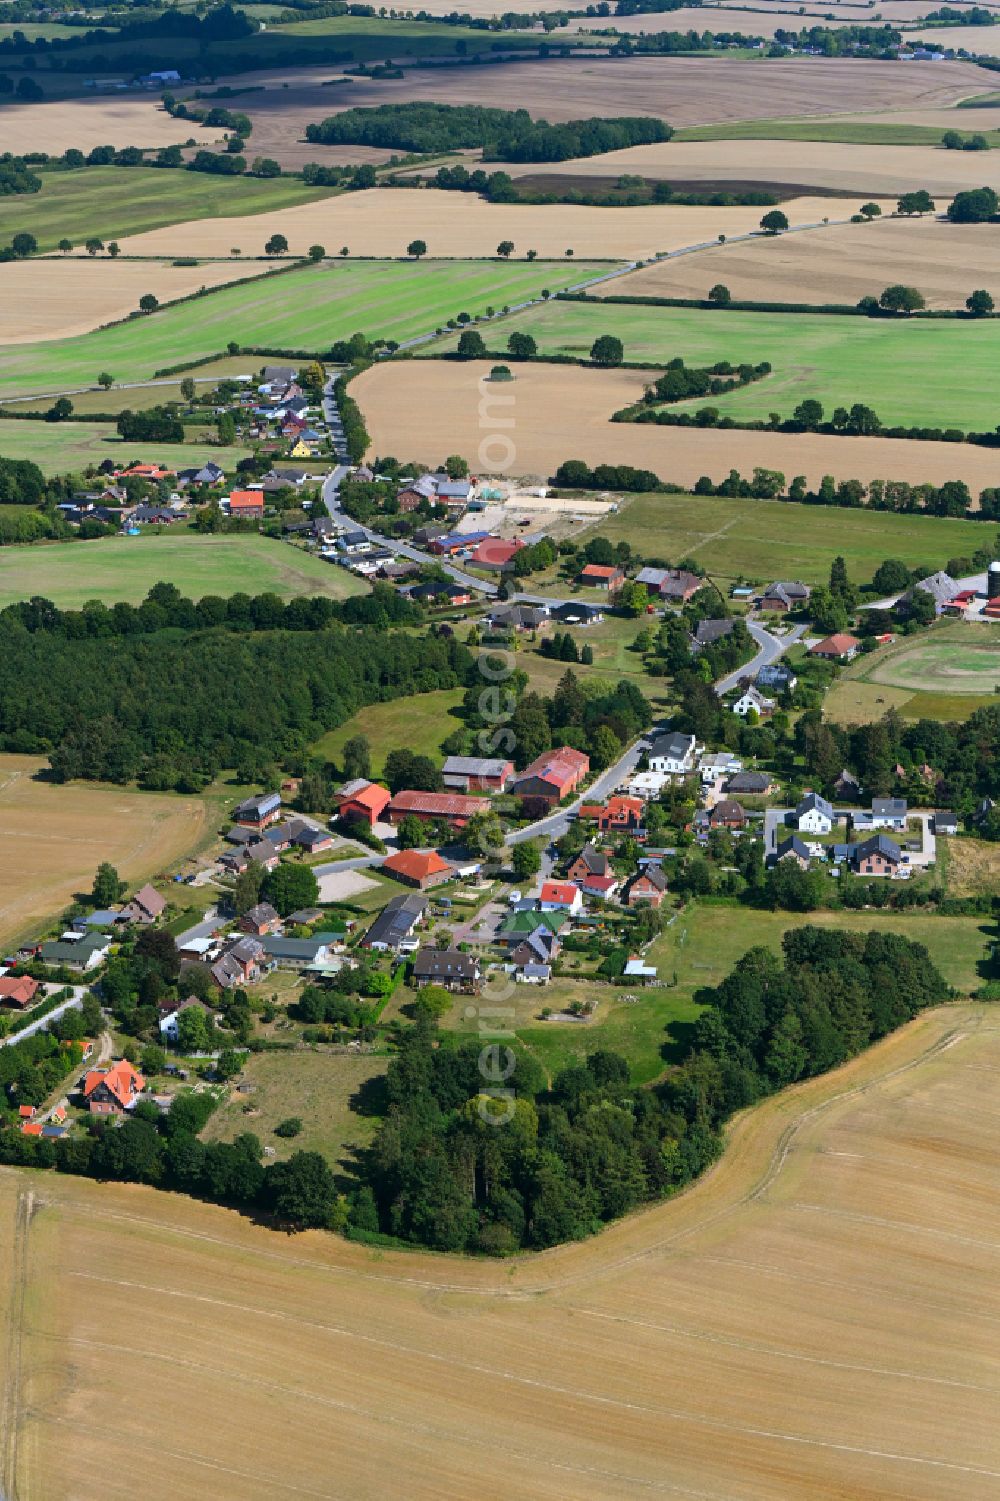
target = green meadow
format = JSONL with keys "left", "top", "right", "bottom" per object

{"left": 0, "top": 259, "right": 604, "bottom": 398}
{"left": 0, "top": 418, "right": 249, "bottom": 476}
{"left": 674, "top": 119, "right": 1000, "bottom": 146}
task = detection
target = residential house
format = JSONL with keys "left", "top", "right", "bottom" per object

{"left": 833, "top": 768, "right": 862, "bottom": 799}
{"left": 731, "top": 685, "right": 775, "bottom": 718}
{"left": 793, "top": 792, "right": 835, "bottom": 834}
{"left": 774, "top": 834, "right": 811, "bottom": 868}
{"left": 262, "top": 467, "right": 307, "bottom": 494}
{"left": 516, "top": 963, "right": 551, "bottom": 985}
{"left": 933, "top": 811, "right": 958, "bottom": 835}
{"left": 692, "top": 618, "right": 736, "bottom": 650}
{"left": 211, "top": 936, "right": 266, "bottom": 989}
{"left": 756, "top": 662, "right": 797, "bottom": 694}
{"left": 809, "top": 633, "right": 861, "bottom": 662}
{"left": 227, "top": 489, "right": 265, "bottom": 519}
{"left": 510, "top": 930, "right": 560, "bottom": 973}
{"left": 623, "top": 865, "right": 667, "bottom": 907}
{"left": 261, "top": 365, "right": 297, "bottom": 387}
{"left": 295, "top": 825, "right": 336, "bottom": 854}
{"left": 118, "top": 883, "right": 166, "bottom": 925}
{"left": 441, "top": 756, "right": 514, "bottom": 793}
{"left": 726, "top": 771, "right": 778, "bottom": 797}
{"left": 261, "top": 936, "right": 340, "bottom": 972}
{"left": 497, "top": 912, "right": 568, "bottom": 948}
{"left": 698, "top": 751, "right": 743, "bottom": 783}
{"left": 549, "top": 601, "right": 603, "bottom": 627}
{"left": 487, "top": 603, "right": 549, "bottom": 632}
{"left": 709, "top": 799, "right": 746, "bottom": 830}
{"left": 381, "top": 849, "right": 454, "bottom": 889}
{"left": 853, "top": 833, "right": 903, "bottom": 876}
{"left": 240, "top": 902, "right": 282, "bottom": 937}
{"left": 83, "top": 1059, "right": 145, "bottom": 1116}
{"left": 761, "top": 580, "right": 810, "bottom": 612}
{"left": 411, "top": 948, "right": 481, "bottom": 992}
{"left": 870, "top": 797, "right": 908, "bottom": 831}
{"left": 635, "top": 567, "right": 701, "bottom": 602}
{"left": 128, "top": 504, "right": 181, "bottom": 525}
{"left": 567, "top": 846, "right": 612, "bottom": 885}
{"left": 0, "top": 975, "right": 39, "bottom": 1008}
{"left": 648, "top": 731, "right": 697, "bottom": 777}
{"left": 37, "top": 934, "right": 110, "bottom": 972}
{"left": 579, "top": 563, "right": 625, "bottom": 593}
{"left": 598, "top": 796, "right": 645, "bottom": 833}
{"left": 158, "top": 996, "right": 211, "bottom": 1043}
{"left": 184, "top": 461, "right": 225, "bottom": 487}
{"left": 469, "top": 537, "right": 525, "bottom": 572}
{"left": 623, "top": 956, "right": 658, "bottom": 982}
{"left": 539, "top": 881, "right": 584, "bottom": 915}
{"left": 361, "top": 893, "right": 428, "bottom": 952}
{"left": 335, "top": 779, "right": 391, "bottom": 828}
{"left": 512, "top": 747, "right": 590, "bottom": 811}
{"left": 387, "top": 790, "right": 483, "bottom": 830}
{"left": 234, "top": 792, "right": 282, "bottom": 830}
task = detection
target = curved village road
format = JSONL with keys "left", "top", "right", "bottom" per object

{"left": 714, "top": 620, "right": 807, "bottom": 696}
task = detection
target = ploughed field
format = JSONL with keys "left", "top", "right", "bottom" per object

{"left": 7, "top": 1004, "right": 1000, "bottom": 1499}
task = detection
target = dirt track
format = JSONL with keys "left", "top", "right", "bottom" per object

{"left": 7, "top": 1003, "right": 1000, "bottom": 1499}
{"left": 353, "top": 357, "right": 1000, "bottom": 489}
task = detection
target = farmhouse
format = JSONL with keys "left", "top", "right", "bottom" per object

{"left": 382, "top": 848, "right": 454, "bottom": 889}
{"left": 387, "top": 790, "right": 483, "bottom": 829}
{"left": 794, "top": 792, "right": 835, "bottom": 834}
{"left": 441, "top": 756, "right": 514, "bottom": 792}
{"left": 411, "top": 948, "right": 481, "bottom": 992}
{"left": 335, "top": 779, "right": 391, "bottom": 828}
{"left": 512, "top": 747, "right": 590, "bottom": 810}
{"left": 83, "top": 1059, "right": 144, "bottom": 1116}
{"left": 579, "top": 563, "right": 625, "bottom": 592}
{"left": 234, "top": 792, "right": 282, "bottom": 830}
{"left": 0, "top": 975, "right": 39, "bottom": 1008}
{"left": 648, "top": 731, "right": 697, "bottom": 777}
{"left": 810, "top": 633, "right": 861, "bottom": 662}
{"left": 361, "top": 893, "right": 427, "bottom": 952}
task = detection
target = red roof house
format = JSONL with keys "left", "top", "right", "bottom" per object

{"left": 598, "top": 796, "right": 644, "bottom": 832}
{"left": 0, "top": 975, "right": 39, "bottom": 1009}
{"left": 83, "top": 1059, "right": 145, "bottom": 1116}
{"left": 809, "top": 632, "right": 861, "bottom": 661}
{"left": 336, "top": 779, "right": 391, "bottom": 828}
{"left": 228, "top": 489, "right": 265, "bottom": 517}
{"left": 579, "top": 563, "right": 625, "bottom": 592}
{"left": 387, "top": 790, "right": 483, "bottom": 829}
{"left": 381, "top": 849, "right": 454, "bottom": 889}
{"left": 539, "top": 880, "right": 584, "bottom": 914}
{"left": 17, "top": 1105, "right": 34, "bottom": 1120}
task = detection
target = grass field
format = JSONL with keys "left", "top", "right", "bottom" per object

{"left": 868, "top": 636, "right": 1000, "bottom": 694}
{"left": 824, "top": 621, "right": 1000, "bottom": 722}
{"left": 0, "top": 534, "right": 366, "bottom": 609}
{"left": 311, "top": 686, "right": 467, "bottom": 772}
{"left": 0, "top": 261, "right": 603, "bottom": 398}
{"left": 200, "top": 1050, "right": 389, "bottom": 1169}
{"left": 0, "top": 419, "right": 249, "bottom": 475}
{"left": 938, "top": 835, "right": 1000, "bottom": 897}
{"left": 472, "top": 299, "right": 1000, "bottom": 430}
{"left": 674, "top": 117, "right": 998, "bottom": 144}
{"left": 0, "top": 753, "right": 212, "bottom": 952}
{"left": 11, "top": 1001, "right": 1000, "bottom": 1499}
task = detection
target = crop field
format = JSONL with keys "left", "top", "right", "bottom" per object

{"left": 0, "top": 260, "right": 268, "bottom": 344}
{"left": 465, "top": 299, "right": 1000, "bottom": 430}
{"left": 200, "top": 1050, "right": 389, "bottom": 1168}
{"left": 0, "top": 95, "right": 217, "bottom": 156}
{"left": 674, "top": 115, "right": 1000, "bottom": 144}
{"left": 0, "top": 419, "right": 248, "bottom": 475}
{"left": 0, "top": 167, "right": 336, "bottom": 255}
{"left": 0, "top": 261, "right": 602, "bottom": 399}
{"left": 0, "top": 753, "right": 212, "bottom": 952}
{"left": 311, "top": 686, "right": 467, "bottom": 772}
{"left": 6, "top": 1001, "right": 1000, "bottom": 1498}
{"left": 618, "top": 215, "right": 1000, "bottom": 311}
{"left": 355, "top": 356, "right": 1000, "bottom": 493}
{"left": 0, "top": 534, "right": 366, "bottom": 609}
{"left": 499, "top": 136, "right": 1000, "bottom": 196}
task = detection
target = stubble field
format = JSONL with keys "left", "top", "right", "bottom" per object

{"left": 616, "top": 214, "right": 1000, "bottom": 310}
{"left": 0, "top": 754, "right": 212, "bottom": 952}
{"left": 354, "top": 357, "right": 1000, "bottom": 491}
{"left": 6, "top": 1003, "right": 1000, "bottom": 1499}
{"left": 0, "top": 95, "right": 215, "bottom": 156}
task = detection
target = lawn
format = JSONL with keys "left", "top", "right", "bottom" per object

{"left": 199, "top": 1049, "right": 389, "bottom": 1172}
{"left": 0, "top": 260, "right": 604, "bottom": 398}
{"left": 311, "top": 686, "right": 467, "bottom": 773}
{"left": 1, "top": 167, "right": 334, "bottom": 254}
{"left": 0, "top": 533, "right": 367, "bottom": 608}
{"left": 466, "top": 300, "right": 1000, "bottom": 431}
{"left": 591, "top": 490, "right": 987, "bottom": 587}
{"left": 0, "top": 418, "right": 250, "bottom": 475}
{"left": 674, "top": 119, "right": 999, "bottom": 146}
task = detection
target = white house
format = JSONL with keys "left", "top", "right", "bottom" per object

{"left": 853, "top": 797, "right": 908, "bottom": 832}
{"left": 624, "top": 956, "right": 658, "bottom": 981}
{"left": 516, "top": 964, "right": 551, "bottom": 985}
{"left": 731, "top": 685, "right": 775, "bottom": 719}
{"left": 794, "top": 792, "right": 835, "bottom": 834}
{"left": 698, "top": 752, "right": 743, "bottom": 784}
{"left": 648, "top": 731, "right": 697, "bottom": 777}
{"left": 628, "top": 770, "right": 670, "bottom": 799}
{"left": 538, "top": 881, "right": 584, "bottom": 915}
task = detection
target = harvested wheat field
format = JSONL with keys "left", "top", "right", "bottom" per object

{"left": 713, "top": 0, "right": 1000, "bottom": 17}
{"left": 354, "top": 357, "right": 1000, "bottom": 489}
{"left": 0, "top": 259, "right": 265, "bottom": 343}
{"left": 0, "top": 754, "right": 211, "bottom": 952}
{"left": 0, "top": 96, "right": 215, "bottom": 156}
{"left": 614, "top": 214, "right": 1000, "bottom": 309}
{"left": 115, "top": 188, "right": 888, "bottom": 261}
{"left": 5, "top": 1002, "right": 1000, "bottom": 1499}
{"left": 502, "top": 135, "right": 1000, "bottom": 196}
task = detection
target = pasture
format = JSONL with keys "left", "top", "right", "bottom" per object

{"left": 465, "top": 299, "right": 1000, "bottom": 430}
{"left": 0, "top": 753, "right": 212, "bottom": 952}
{"left": 617, "top": 214, "right": 1000, "bottom": 311}
{"left": 110, "top": 187, "right": 878, "bottom": 262}
{"left": 824, "top": 621, "right": 1000, "bottom": 721}
{"left": 8, "top": 1002, "right": 1000, "bottom": 1499}
{"left": 0, "top": 167, "right": 335, "bottom": 254}
{"left": 0, "top": 261, "right": 603, "bottom": 398}
{"left": 0, "top": 420, "right": 248, "bottom": 475}
{"left": 311, "top": 686, "right": 467, "bottom": 773}
{"left": 354, "top": 357, "right": 1000, "bottom": 493}
{"left": 0, "top": 534, "right": 366, "bottom": 609}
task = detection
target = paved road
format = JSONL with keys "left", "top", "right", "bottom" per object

{"left": 866, "top": 570, "right": 987, "bottom": 611}
{"left": 173, "top": 907, "right": 221, "bottom": 950}
{"left": 507, "top": 722, "right": 662, "bottom": 846}
{"left": 715, "top": 621, "right": 807, "bottom": 696}
{"left": 1, "top": 987, "right": 86, "bottom": 1048}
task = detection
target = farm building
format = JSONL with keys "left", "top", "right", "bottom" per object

{"left": 442, "top": 756, "right": 514, "bottom": 792}
{"left": 512, "top": 747, "right": 590, "bottom": 810}
{"left": 387, "top": 790, "right": 483, "bottom": 830}
{"left": 335, "top": 780, "right": 391, "bottom": 827}
{"left": 382, "top": 849, "right": 454, "bottom": 889}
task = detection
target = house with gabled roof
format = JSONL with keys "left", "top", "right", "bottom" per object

{"left": 382, "top": 849, "right": 454, "bottom": 889}
{"left": 119, "top": 883, "right": 166, "bottom": 925}
{"left": 623, "top": 865, "right": 667, "bottom": 907}
{"left": 84, "top": 1059, "right": 145, "bottom": 1116}
{"left": 336, "top": 779, "right": 391, "bottom": 828}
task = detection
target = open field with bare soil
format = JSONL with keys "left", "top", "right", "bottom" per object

{"left": 0, "top": 96, "right": 216, "bottom": 156}
{"left": 354, "top": 357, "right": 1000, "bottom": 490}
{"left": 114, "top": 188, "right": 888, "bottom": 262}
{"left": 0, "top": 260, "right": 265, "bottom": 343}
{"left": 500, "top": 135, "right": 1000, "bottom": 196}
{"left": 616, "top": 214, "right": 1000, "bottom": 309}
{"left": 6, "top": 1002, "right": 1000, "bottom": 1499}
{"left": 0, "top": 754, "right": 212, "bottom": 952}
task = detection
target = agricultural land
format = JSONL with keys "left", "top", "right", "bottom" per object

{"left": 0, "top": 420, "right": 250, "bottom": 476}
